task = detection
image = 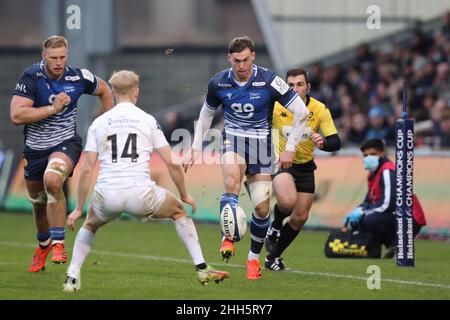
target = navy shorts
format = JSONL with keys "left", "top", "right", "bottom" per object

{"left": 23, "top": 135, "right": 83, "bottom": 181}
{"left": 221, "top": 133, "right": 276, "bottom": 175}
{"left": 273, "top": 161, "right": 316, "bottom": 193}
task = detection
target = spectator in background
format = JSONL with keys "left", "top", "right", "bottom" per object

{"left": 365, "top": 106, "right": 395, "bottom": 145}
{"left": 348, "top": 112, "right": 369, "bottom": 146}
{"left": 441, "top": 10, "right": 450, "bottom": 40}
{"left": 161, "top": 111, "right": 188, "bottom": 145}
{"left": 435, "top": 109, "right": 450, "bottom": 148}
{"left": 441, "top": 110, "right": 450, "bottom": 147}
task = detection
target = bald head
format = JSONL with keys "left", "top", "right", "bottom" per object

{"left": 108, "top": 70, "right": 140, "bottom": 103}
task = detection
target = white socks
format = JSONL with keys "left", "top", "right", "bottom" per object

{"left": 174, "top": 216, "right": 205, "bottom": 266}
{"left": 248, "top": 251, "right": 260, "bottom": 261}
{"left": 67, "top": 227, "right": 94, "bottom": 279}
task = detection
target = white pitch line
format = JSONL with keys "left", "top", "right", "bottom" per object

{"left": 1, "top": 240, "right": 449, "bottom": 290}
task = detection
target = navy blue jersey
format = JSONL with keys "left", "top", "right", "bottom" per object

{"left": 205, "top": 65, "right": 297, "bottom": 138}
{"left": 13, "top": 60, "right": 99, "bottom": 150}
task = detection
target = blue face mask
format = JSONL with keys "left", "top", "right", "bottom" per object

{"left": 364, "top": 155, "right": 380, "bottom": 172}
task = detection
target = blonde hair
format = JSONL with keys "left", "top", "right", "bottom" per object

{"left": 43, "top": 35, "right": 68, "bottom": 50}
{"left": 108, "top": 70, "right": 140, "bottom": 95}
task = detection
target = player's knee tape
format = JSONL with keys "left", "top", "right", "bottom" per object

{"left": 44, "top": 158, "right": 69, "bottom": 203}
{"left": 45, "top": 190, "right": 65, "bottom": 204}
{"left": 44, "top": 158, "right": 69, "bottom": 182}
{"left": 28, "top": 191, "right": 47, "bottom": 205}
{"left": 248, "top": 181, "right": 272, "bottom": 214}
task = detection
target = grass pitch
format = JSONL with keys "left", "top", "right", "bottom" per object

{"left": 0, "top": 212, "right": 449, "bottom": 300}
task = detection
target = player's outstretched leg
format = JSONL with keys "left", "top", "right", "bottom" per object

{"left": 158, "top": 192, "right": 230, "bottom": 285}
{"left": 63, "top": 226, "right": 95, "bottom": 292}
{"left": 63, "top": 275, "right": 81, "bottom": 292}
{"left": 220, "top": 237, "right": 235, "bottom": 262}
{"left": 197, "top": 265, "right": 230, "bottom": 285}
{"left": 219, "top": 193, "right": 238, "bottom": 262}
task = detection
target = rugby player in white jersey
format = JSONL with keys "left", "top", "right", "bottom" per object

{"left": 63, "top": 70, "right": 229, "bottom": 292}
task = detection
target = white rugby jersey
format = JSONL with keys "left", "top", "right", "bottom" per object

{"left": 85, "top": 102, "right": 168, "bottom": 186}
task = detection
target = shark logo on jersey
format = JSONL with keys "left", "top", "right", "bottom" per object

{"left": 280, "top": 112, "right": 288, "bottom": 118}
{"left": 226, "top": 93, "right": 233, "bottom": 100}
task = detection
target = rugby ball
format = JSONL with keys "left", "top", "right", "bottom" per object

{"left": 220, "top": 204, "right": 247, "bottom": 242}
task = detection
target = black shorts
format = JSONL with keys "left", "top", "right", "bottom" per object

{"left": 221, "top": 133, "right": 276, "bottom": 175}
{"left": 273, "top": 161, "right": 316, "bottom": 193}
{"left": 23, "top": 135, "right": 83, "bottom": 181}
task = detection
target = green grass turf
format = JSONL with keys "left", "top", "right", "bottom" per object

{"left": 0, "top": 212, "right": 449, "bottom": 300}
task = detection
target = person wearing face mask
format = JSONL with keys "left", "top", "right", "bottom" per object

{"left": 346, "top": 138, "right": 425, "bottom": 258}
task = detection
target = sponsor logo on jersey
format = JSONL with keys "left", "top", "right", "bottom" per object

{"left": 218, "top": 83, "right": 232, "bottom": 88}
{"left": 15, "top": 83, "right": 27, "bottom": 93}
{"left": 252, "top": 81, "right": 265, "bottom": 87}
{"left": 108, "top": 117, "right": 140, "bottom": 126}
{"left": 249, "top": 92, "right": 261, "bottom": 100}
{"left": 65, "top": 76, "right": 81, "bottom": 81}
{"left": 64, "top": 85, "right": 76, "bottom": 93}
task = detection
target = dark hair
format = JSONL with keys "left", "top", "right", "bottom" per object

{"left": 360, "top": 138, "right": 385, "bottom": 152}
{"left": 286, "top": 68, "right": 310, "bottom": 83}
{"left": 228, "top": 36, "right": 254, "bottom": 54}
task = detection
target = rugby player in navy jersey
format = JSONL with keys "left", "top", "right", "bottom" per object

{"left": 10, "top": 35, "right": 114, "bottom": 272}
{"left": 183, "top": 36, "right": 309, "bottom": 280}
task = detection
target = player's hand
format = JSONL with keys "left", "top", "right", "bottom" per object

{"left": 182, "top": 149, "right": 200, "bottom": 173}
{"left": 181, "top": 194, "right": 197, "bottom": 213}
{"left": 52, "top": 93, "right": 71, "bottom": 112}
{"left": 67, "top": 208, "right": 83, "bottom": 231}
{"left": 279, "top": 150, "right": 295, "bottom": 169}
{"left": 311, "top": 132, "right": 324, "bottom": 149}
{"left": 346, "top": 207, "right": 364, "bottom": 229}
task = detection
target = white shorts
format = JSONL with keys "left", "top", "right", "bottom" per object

{"left": 91, "top": 181, "right": 167, "bottom": 222}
